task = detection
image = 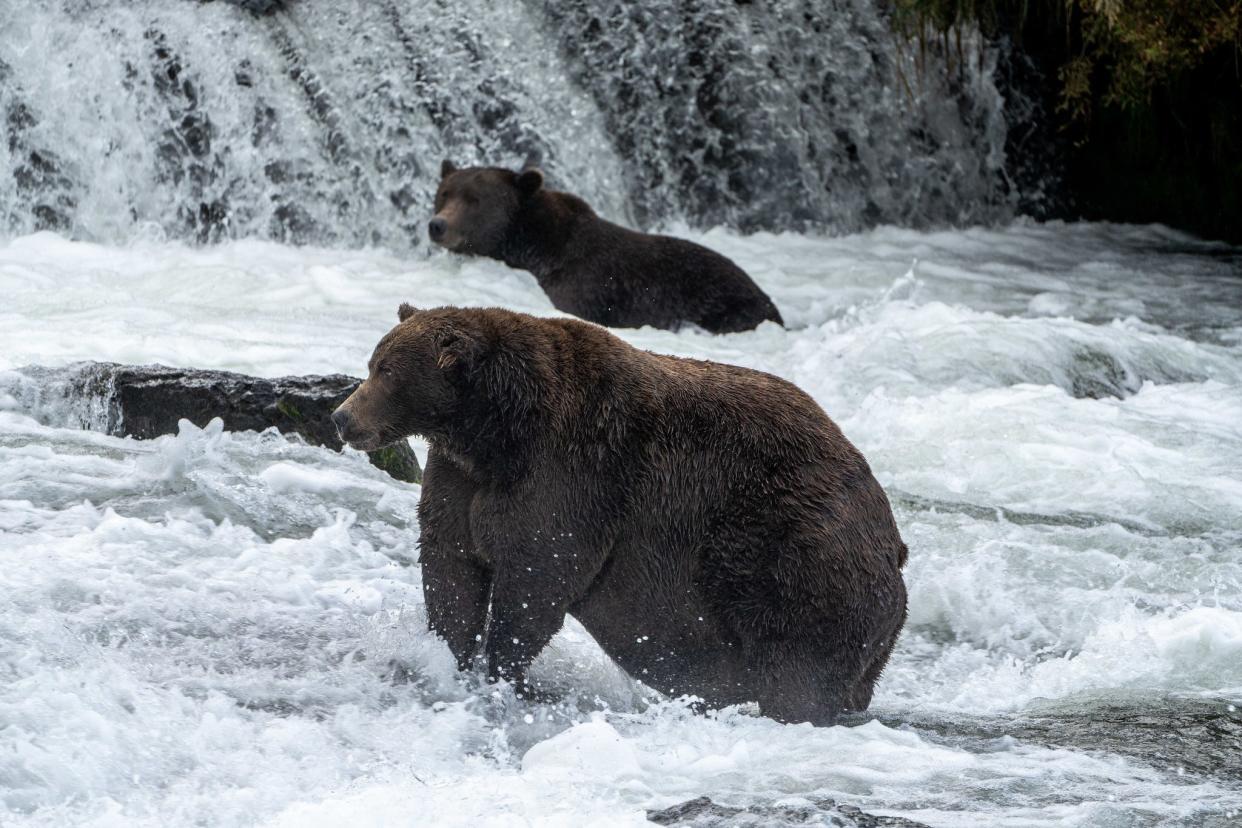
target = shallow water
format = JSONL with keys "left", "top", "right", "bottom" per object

{"left": 1, "top": 222, "right": 1240, "bottom": 826}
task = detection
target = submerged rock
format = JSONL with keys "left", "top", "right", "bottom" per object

{"left": 878, "top": 695, "right": 1242, "bottom": 785}
{"left": 203, "top": 0, "right": 290, "bottom": 15}
{"left": 9, "top": 362, "right": 421, "bottom": 483}
{"left": 647, "top": 796, "right": 929, "bottom": 828}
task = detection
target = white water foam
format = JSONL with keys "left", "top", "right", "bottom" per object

{"left": 2, "top": 222, "right": 1241, "bottom": 826}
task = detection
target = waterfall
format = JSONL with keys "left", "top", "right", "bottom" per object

{"left": 0, "top": 0, "right": 1012, "bottom": 248}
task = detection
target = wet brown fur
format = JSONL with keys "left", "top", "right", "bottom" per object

{"left": 334, "top": 305, "right": 907, "bottom": 724}
{"left": 431, "top": 162, "right": 783, "bottom": 333}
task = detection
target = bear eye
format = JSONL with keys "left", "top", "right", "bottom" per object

{"left": 378, "top": 363, "right": 394, "bottom": 377}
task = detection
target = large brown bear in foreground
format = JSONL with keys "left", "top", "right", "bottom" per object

{"left": 429, "top": 162, "right": 783, "bottom": 333}
{"left": 333, "top": 305, "right": 907, "bottom": 724}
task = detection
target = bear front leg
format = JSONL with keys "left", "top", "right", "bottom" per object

{"left": 473, "top": 473, "right": 615, "bottom": 698}
{"left": 421, "top": 550, "right": 491, "bottom": 671}
{"left": 483, "top": 566, "right": 572, "bottom": 699}
{"left": 418, "top": 446, "right": 488, "bottom": 672}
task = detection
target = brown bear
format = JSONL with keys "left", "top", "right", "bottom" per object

{"left": 429, "top": 161, "right": 783, "bottom": 334}
{"left": 332, "top": 305, "right": 907, "bottom": 725}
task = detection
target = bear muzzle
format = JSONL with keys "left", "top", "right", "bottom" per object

{"left": 331, "top": 406, "right": 356, "bottom": 442}
{"left": 428, "top": 214, "right": 468, "bottom": 252}
{"left": 331, "top": 404, "right": 383, "bottom": 451}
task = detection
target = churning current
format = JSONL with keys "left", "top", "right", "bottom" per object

{"left": 1, "top": 222, "right": 1241, "bottom": 826}
{"left": 2, "top": 0, "right": 1241, "bottom": 824}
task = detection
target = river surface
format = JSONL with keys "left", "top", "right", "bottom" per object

{"left": 1, "top": 222, "right": 1241, "bottom": 826}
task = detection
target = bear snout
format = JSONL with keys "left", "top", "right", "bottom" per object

{"left": 332, "top": 398, "right": 387, "bottom": 451}
{"left": 428, "top": 216, "right": 447, "bottom": 243}
{"left": 333, "top": 404, "right": 379, "bottom": 448}
{"left": 331, "top": 406, "right": 354, "bottom": 442}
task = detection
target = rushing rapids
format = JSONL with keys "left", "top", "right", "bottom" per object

{"left": 2, "top": 225, "right": 1241, "bottom": 825}
{"left": 2, "top": 2, "right": 1241, "bottom": 826}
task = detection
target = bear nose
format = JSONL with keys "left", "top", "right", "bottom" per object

{"left": 332, "top": 408, "right": 352, "bottom": 439}
{"left": 428, "top": 217, "right": 447, "bottom": 241}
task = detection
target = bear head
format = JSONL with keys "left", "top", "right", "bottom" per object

{"left": 332, "top": 302, "right": 488, "bottom": 451}
{"left": 428, "top": 160, "right": 544, "bottom": 257}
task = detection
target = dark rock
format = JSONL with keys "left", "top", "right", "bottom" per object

{"left": 875, "top": 694, "right": 1242, "bottom": 785}
{"left": 647, "top": 795, "right": 930, "bottom": 827}
{"left": 200, "top": 0, "right": 291, "bottom": 15}
{"left": 10, "top": 362, "right": 420, "bottom": 484}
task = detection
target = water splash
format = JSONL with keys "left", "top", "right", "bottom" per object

{"left": 0, "top": 364, "right": 122, "bottom": 434}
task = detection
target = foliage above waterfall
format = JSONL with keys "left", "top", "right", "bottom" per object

{"left": 893, "top": 0, "right": 1242, "bottom": 127}
{"left": 894, "top": 0, "right": 1242, "bottom": 242}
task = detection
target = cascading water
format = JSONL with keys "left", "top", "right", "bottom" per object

{"left": 5, "top": 3, "right": 1241, "bottom": 827}
{"left": 533, "top": 0, "right": 1011, "bottom": 231}
{"left": 0, "top": 0, "right": 1011, "bottom": 248}
{"left": 0, "top": 0, "right": 630, "bottom": 247}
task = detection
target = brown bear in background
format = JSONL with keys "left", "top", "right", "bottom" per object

{"left": 332, "top": 304, "right": 907, "bottom": 725}
{"left": 429, "top": 161, "right": 783, "bottom": 333}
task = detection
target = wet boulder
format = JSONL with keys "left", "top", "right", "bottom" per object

{"left": 201, "top": 0, "right": 290, "bottom": 15}
{"left": 647, "top": 796, "right": 930, "bottom": 827}
{"left": 9, "top": 361, "right": 421, "bottom": 483}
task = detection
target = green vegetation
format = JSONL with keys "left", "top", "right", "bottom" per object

{"left": 893, "top": 1, "right": 1242, "bottom": 242}
{"left": 1060, "top": 1, "right": 1239, "bottom": 125}
{"left": 894, "top": 1, "right": 1240, "bottom": 127}
{"left": 366, "top": 445, "right": 423, "bottom": 485}
{"left": 275, "top": 398, "right": 304, "bottom": 421}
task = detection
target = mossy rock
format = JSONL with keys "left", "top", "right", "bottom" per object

{"left": 33, "top": 362, "right": 423, "bottom": 485}
{"left": 275, "top": 398, "right": 304, "bottom": 422}
{"left": 366, "top": 443, "right": 423, "bottom": 485}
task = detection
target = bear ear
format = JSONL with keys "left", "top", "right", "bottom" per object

{"left": 440, "top": 159, "right": 457, "bottom": 179}
{"left": 397, "top": 302, "right": 419, "bottom": 322}
{"left": 435, "top": 326, "right": 482, "bottom": 373}
{"left": 515, "top": 168, "right": 544, "bottom": 197}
